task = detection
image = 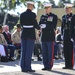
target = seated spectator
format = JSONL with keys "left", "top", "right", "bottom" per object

{"left": 0, "top": 25, "right": 8, "bottom": 62}
{"left": 11, "top": 24, "right": 21, "bottom": 59}
{"left": 54, "top": 42, "right": 58, "bottom": 59}
{"left": 0, "top": 44, "right": 6, "bottom": 56}
{"left": 0, "top": 45, "right": 8, "bottom": 62}
{"left": 55, "top": 27, "right": 63, "bottom": 59}
{"left": 34, "top": 30, "right": 42, "bottom": 61}
{"left": 3, "top": 25, "right": 15, "bottom": 61}
{"left": 11, "top": 24, "right": 21, "bottom": 49}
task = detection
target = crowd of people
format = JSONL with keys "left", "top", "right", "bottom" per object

{"left": 0, "top": 24, "right": 21, "bottom": 62}
{"left": 0, "top": 1, "right": 75, "bottom": 73}
{"left": 0, "top": 23, "right": 63, "bottom": 62}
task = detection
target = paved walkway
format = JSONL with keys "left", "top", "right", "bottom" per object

{"left": 0, "top": 59, "right": 75, "bottom": 75}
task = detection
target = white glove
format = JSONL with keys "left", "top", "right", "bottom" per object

{"left": 40, "top": 24, "right": 46, "bottom": 29}
{"left": 71, "top": 38, "right": 74, "bottom": 42}
{"left": 61, "top": 44, "right": 63, "bottom": 48}
{"left": 61, "top": 35, "right": 63, "bottom": 40}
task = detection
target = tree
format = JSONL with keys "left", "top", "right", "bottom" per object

{"left": 49, "top": 0, "right": 56, "bottom": 7}
{"left": 62, "top": 0, "right": 71, "bottom": 3}
{"left": 62, "top": 0, "right": 67, "bottom": 3}
{"left": 58, "top": 0, "right": 72, "bottom": 8}
{"left": 0, "top": 0, "right": 35, "bottom": 26}
{"left": 73, "top": 0, "right": 75, "bottom": 7}
{"left": 58, "top": 0, "right": 64, "bottom": 7}
{"left": 0, "top": 0, "right": 35, "bottom": 10}
{"left": 66, "top": 0, "right": 71, "bottom": 3}
{"left": 37, "top": 1, "right": 43, "bottom": 9}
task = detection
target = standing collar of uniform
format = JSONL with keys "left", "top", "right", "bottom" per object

{"left": 26, "top": 9, "right": 32, "bottom": 12}
{"left": 46, "top": 12, "right": 52, "bottom": 16}
{"left": 66, "top": 13, "right": 73, "bottom": 17}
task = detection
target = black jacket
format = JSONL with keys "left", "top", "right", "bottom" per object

{"left": 39, "top": 12, "right": 57, "bottom": 41}
{"left": 20, "top": 9, "right": 40, "bottom": 40}
{"left": 3, "top": 32, "right": 12, "bottom": 44}
{"left": 61, "top": 13, "right": 73, "bottom": 40}
{"left": 71, "top": 14, "right": 75, "bottom": 41}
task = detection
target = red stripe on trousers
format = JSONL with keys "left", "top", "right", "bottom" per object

{"left": 50, "top": 42, "right": 54, "bottom": 67}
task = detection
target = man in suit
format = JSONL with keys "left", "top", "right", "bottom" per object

{"left": 39, "top": 2, "right": 57, "bottom": 71}
{"left": 3, "top": 25, "right": 15, "bottom": 61}
{"left": 20, "top": 1, "right": 40, "bottom": 72}
{"left": 61, "top": 3, "right": 74, "bottom": 69}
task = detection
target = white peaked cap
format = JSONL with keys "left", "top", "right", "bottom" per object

{"left": 26, "top": 1, "right": 35, "bottom": 5}
{"left": 43, "top": 2, "right": 53, "bottom": 8}
{"left": 64, "top": 3, "right": 73, "bottom": 8}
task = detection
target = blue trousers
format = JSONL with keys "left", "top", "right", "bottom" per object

{"left": 20, "top": 39, "right": 35, "bottom": 71}
{"left": 4, "top": 45, "right": 8, "bottom": 56}
{"left": 54, "top": 42, "right": 58, "bottom": 57}
{"left": 73, "top": 42, "right": 75, "bottom": 67}
{"left": 4, "top": 45, "right": 15, "bottom": 57}
{"left": 8, "top": 44, "right": 15, "bottom": 57}
{"left": 14, "top": 44, "right": 21, "bottom": 49}
{"left": 42, "top": 41, "right": 54, "bottom": 69}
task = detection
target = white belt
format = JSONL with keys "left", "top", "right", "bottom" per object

{"left": 23, "top": 25, "right": 33, "bottom": 28}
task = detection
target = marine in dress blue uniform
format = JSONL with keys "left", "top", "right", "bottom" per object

{"left": 39, "top": 3, "right": 57, "bottom": 70}
{"left": 71, "top": 14, "right": 75, "bottom": 69}
{"left": 20, "top": 1, "right": 40, "bottom": 72}
{"left": 61, "top": 3, "right": 74, "bottom": 69}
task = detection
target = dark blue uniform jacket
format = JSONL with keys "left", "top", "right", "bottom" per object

{"left": 39, "top": 12, "right": 57, "bottom": 41}
{"left": 61, "top": 13, "right": 73, "bottom": 40}
{"left": 20, "top": 9, "right": 40, "bottom": 40}
{"left": 71, "top": 14, "right": 75, "bottom": 41}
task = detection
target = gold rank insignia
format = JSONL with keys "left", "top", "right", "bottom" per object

{"left": 47, "top": 16, "right": 53, "bottom": 22}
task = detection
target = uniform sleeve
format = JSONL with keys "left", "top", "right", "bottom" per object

{"left": 39, "top": 15, "right": 44, "bottom": 25}
{"left": 52, "top": 15, "right": 57, "bottom": 30}
{"left": 61, "top": 17, "right": 64, "bottom": 35}
{"left": 33, "top": 13, "right": 40, "bottom": 30}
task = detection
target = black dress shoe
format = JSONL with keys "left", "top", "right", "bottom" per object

{"left": 31, "top": 59, "right": 34, "bottom": 61}
{"left": 28, "top": 70, "right": 35, "bottom": 72}
{"left": 21, "top": 70, "right": 25, "bottom": 72}
{"left": 1, "top": 56, "right": 8, "bottom": 62}
{"left": 54, "top": 57, "right": 59, "bottom": 60}
{"left": 23, "top": 70, "right": 35, "bottom": 72}
{"left": 38, "top": 57, "right": 42, "bottom": 61}
{"left": 62, "top": 67, "right": 68, "bottom": 69}
{"left": 42, "top": 68, "right": 47, "bottom": 70}
{"left": 42, "top": 68, "right": 51, "bottom": 71}
{"left": 9, "top": 57, "right": 15, "bottom": 61}
{"left": 68, "top": 67, "right": 73, "bottom": 70}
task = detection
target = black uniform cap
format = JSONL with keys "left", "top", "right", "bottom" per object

{"left": 16, "top": 24, "right": 21, "bottom": 28}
